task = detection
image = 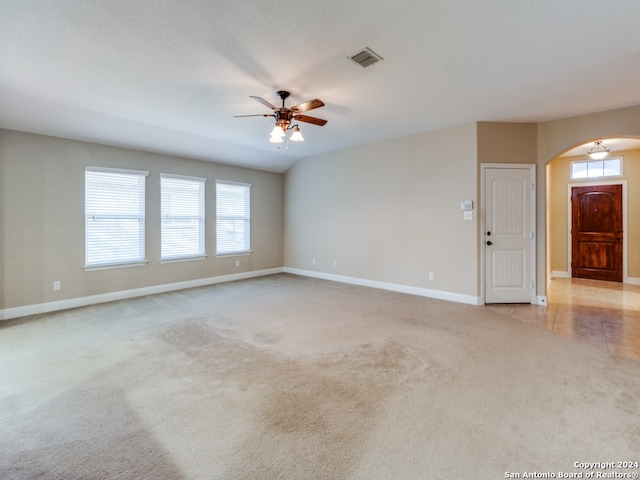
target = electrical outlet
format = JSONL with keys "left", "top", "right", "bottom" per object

{"left": 428, "top": 272, "right": 435, "bottom": 281}
{"left": 53, "top": 281, "right": 61, "bottom": 291}
{"left": 311, "top": 258, "right": 316, "bottom": 265}
{"left": 235, "top": 260, "right": 240, "bottom": 267}
{"left": 333, "top": 261, "right": 337, "bottom": 268}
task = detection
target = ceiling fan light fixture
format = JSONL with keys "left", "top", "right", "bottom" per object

{"left": 270, "top": 125, "right": 285, "bottom": 137}
{"left": 269, "top": 134, "right": 284, "bottom": 144}
{"left": 587, "top": 141, "right": 610, "bottom": 160}
{"left": 290, "top": 126, "right": 304, "bottom": 142}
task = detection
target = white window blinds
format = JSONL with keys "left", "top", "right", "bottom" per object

{"left": 216, "top": 181, "right": 251, "bottom": 255}
{"left": 85, "top": 167, "right": 148, "bottom": 267}
{"left": 161, "top": 174, "right": 206, "bottom": 260}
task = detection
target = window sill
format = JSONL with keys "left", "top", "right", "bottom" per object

{"left": 215, "top": 251, "right": 252, "bottom": 258}
{"left": 83, "top": 260, "right": 148, "bottom": 271}
{"left": 160, "top": 255, "right": 208, "bottom": 264}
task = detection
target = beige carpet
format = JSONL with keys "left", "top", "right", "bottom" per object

{"left": 1, "top": 274, "right": 639, "bottom": 479}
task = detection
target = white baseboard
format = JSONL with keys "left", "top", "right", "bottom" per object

{"left": 0, "top": 268, "right": 284, "bottom": 321}
{"left": 284, "top": 268, "right": 482, "bottom": 305}
{"left": 9, "top": 267, "right": 628, "bottom": 321}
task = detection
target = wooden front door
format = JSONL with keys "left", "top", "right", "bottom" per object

{"left": 571, "top": 184, "right": 623, "bottom": 282}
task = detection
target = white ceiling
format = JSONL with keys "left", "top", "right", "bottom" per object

{"left": 1, "top": 1, "right": 640, "bottom": 173}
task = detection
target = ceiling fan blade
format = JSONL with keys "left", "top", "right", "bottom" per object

{"left": 233, "top": 114, "right": 275, "bottom": 118}
{"left": 250, "top": 96, "right": 278, "bottom": 110}
{"left": 293, "top": 114, "right": 327, "bottom": 126}
{"left": 290, "top": 98, "right": 324, "bottom": 113}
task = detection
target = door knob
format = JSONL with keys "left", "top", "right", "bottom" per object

{"left": 486, "top": 241, "right": 492, "bottom": 246}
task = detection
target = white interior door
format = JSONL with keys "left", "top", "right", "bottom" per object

{"left": 483, "top": 165, "right": 535, "bottom": 304}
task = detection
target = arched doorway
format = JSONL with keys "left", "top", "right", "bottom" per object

{"left": 541, "top": 137, "right": 640, "bottom": 360}
{"left": 546, "top": 137, "right": 640, "bottom": 284}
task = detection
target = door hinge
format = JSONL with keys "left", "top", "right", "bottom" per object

{"left": 529, "top": 231, "right": 534, "bottom": 240}
{"left": 531, "top": 280, "right": 535, "bottom": 289}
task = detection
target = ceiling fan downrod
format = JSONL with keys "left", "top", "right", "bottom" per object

{"left": 276, "top": 90, "right": 291, "bottom": 106}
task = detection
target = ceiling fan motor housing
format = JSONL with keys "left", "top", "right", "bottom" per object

{"left": 276, "top": 109, "right": 293, "bottom": 130}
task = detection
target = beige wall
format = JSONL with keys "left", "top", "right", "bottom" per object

{"left": 285, "top": 109, "right": 640, "bottom": 303}
{"left": 0, "top": 130, "right": 284, "bottom": 310}
{"left": 548, "top": 148, "right": 640, "bottom": 279}
{"left": 284, "top": 123, "right": 480, "bottom": 298}
{"left": 3, "top": 104, "right": 639, "bottom": 313}
{"left": 477, "top": 122, "right": 538, "bottom": 165}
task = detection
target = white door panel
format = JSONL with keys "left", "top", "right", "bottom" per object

{"left": 484, "top": 166, "right": 535, "bottom": 303}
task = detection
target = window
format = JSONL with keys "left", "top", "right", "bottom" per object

{"left": 571, "top": 157, "right": 622, "bottom": 179}
{"left": 161, "top": 174, "right": 206, "bottom": 260}
{"left": 216, "top": 180, "right": 251, "bottom": 255}
{"left": 85, "top": 167, "right": 148, "bottom": 268}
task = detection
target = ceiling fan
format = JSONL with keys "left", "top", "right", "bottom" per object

{"left": 234, "top": 90, "right": 327, "bottom": 144}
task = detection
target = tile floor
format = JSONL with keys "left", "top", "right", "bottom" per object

{"left": 487, "top": 277, "right": 640, "bottom": 362}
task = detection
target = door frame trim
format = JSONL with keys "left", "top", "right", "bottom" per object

{"left": 480, "top": 163, "right": 537, "bottom": 305}
{"left": 567, "top": 180, "right": 628, "bottom": 281}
